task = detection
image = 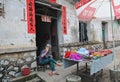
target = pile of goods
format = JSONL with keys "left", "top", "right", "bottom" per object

{"left": 90, "top": 49, "right": 112, "bottom": 60}
{"left": 64, "top": 48, "right": 112, "bottom": 61}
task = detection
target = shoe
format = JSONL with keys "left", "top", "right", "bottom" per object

{"left": 48, "top": 71, "right": 53, "bottom": 76}
{"left": 56, "top": 63, "right": 63, "bottom": 66}
{"left": 53, "top": 71, "right": 59, "bottom": 75}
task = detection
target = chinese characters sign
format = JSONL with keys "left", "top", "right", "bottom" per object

{"left": 62, "top": 6, "right": 67, "bottom": 35}
{"left": 26, "top": 0, "right": 36, "bottom": 34}
{"left": 75, "top": 0, "right": 91, "bottom": 9}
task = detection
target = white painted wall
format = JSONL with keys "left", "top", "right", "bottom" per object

{"left": 1, "top": 0, "right": 120, "bottom": 48}
{"left": 107, "top": 21, "right": 120, "bottom": 41}
{"left": 57, "top": 0, "right": 120, "bottom": 43}
{"left": 88, "top": 19, "right": 120, "bottom": 42}
{"left": 89, "top": 20, "right": 102, "bottom": 42}
{"left": 57, "top": 0, "right": 79, "bottom": 44}
{"left": 0, "top": 0, "right": 36, "bottom": 47}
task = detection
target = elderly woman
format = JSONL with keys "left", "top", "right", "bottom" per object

{"left": 39, "top": 44, "right": 62, "bottom": 76}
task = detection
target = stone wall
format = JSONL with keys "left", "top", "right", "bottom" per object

{"left": 0, "top": 50, "right": 36, "bottom": 81}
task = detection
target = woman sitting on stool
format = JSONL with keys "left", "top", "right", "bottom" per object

{"left": 39, "top": 44, "right": 62, "bottom": 76}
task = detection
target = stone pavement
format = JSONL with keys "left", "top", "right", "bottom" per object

{"left": 37, "top": 64, "right": 77, "bottom": 82}
{"left": 37, "top": 46, "right": 120, "bottom": 82}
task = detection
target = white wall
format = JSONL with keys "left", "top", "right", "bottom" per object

{"left": 108, "top": 21, "right": 120, "bottom": 41}
{"left": 0, "top": 0, "right": 36, "bottom": 47}
{"left": 88, "top": 20, "right": 120, "bottom": 42}
{"left": 57, "top": 0, "right": 79, "bottom": 44}
{"left": 87, "top": 20, "right": 102, "bottom": 42}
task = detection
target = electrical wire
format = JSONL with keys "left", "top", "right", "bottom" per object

{"left": 94, "top": 0, "right": 105, "bottom": 15}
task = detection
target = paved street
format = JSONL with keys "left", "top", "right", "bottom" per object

{"left": 37, "top": 46, "right": 120, "bottom": 82}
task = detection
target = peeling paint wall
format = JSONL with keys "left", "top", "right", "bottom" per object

{"left": 0, "top": 0, "right": 36, "bottom": 47}
{"left": 107, "top": 21, "right": 120, "bottom": 41}
{"left": 88, "top": 19, "right": 120, "bottom": 42}
{"left": 88, "top": 20, "right": 102, "bottom": 42}
{"left": 57, "top": 0, "right": 79, "bottom": 44}
{"left": 0, "top": 0, "right": 37, "bottom": 80}
{"left": 56, "top": 0, "right": 120, "bottom": 44}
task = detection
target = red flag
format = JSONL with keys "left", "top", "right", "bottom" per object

{"left": 26, "top": 0, "right": 36, "bottom": 34}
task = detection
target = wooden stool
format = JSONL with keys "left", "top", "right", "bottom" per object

{"left": 37, "top": 64, "right": 47, "bottom": 72}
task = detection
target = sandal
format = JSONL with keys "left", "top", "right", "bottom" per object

{"left": 53, "top": 71, "right": 60, "bottom": 75}
{"left": 56, "top": 63, "right": 63, "bottom": 66}
{"left": 48, "top": 71, "right": 53, "bottom": 76}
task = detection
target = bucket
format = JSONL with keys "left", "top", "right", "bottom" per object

{"left": 66, "top": 75, "right": 81, "bottom": 82}
{"left": 109, "top": 69, "right": 120, "bottom": 81}
{"left": 21, "top": 67, "right": 30, "bottom": 76}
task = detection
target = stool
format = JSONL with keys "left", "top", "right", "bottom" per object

{"left": 37, "top": 64, "right": 48, "bottom": 72}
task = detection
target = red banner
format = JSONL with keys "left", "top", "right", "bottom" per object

{"left": 26, "top": 0, "right": 36, "bottom": 34}
{"left": 112, "top": 0, "right": 120, "bottom": 19}
{"left": 75, "top": 0, "right": 91, "bottom": 9}
{"left": 62, "top": 6, "right": 67, "bottom": 35}
{"left": 48, "top": 0, "right": 56, "bottom": 3}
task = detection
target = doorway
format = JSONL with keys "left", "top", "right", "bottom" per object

{"left": 102, "top": 22, "right": 108, "bottom": 48}
{"left": 79, "top": 22, "right": 88, "bottom": 42}
{"left": 35, "top": 1, "right": 61, "bottom": 61}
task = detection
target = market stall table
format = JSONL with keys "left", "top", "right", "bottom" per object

{"left": 63, "top": 53, "right": 113, "bottom": 75}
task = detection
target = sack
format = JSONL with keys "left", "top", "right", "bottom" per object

{"left": 65, "top": 51, "right": 71, "bottom": 58}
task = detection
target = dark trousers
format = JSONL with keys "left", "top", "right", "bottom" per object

{"left": 40, "top": 58, "right": 56, "bottom": 71}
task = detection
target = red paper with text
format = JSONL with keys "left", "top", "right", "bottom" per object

{"left": 62, "top": 6, "right": 67, "bottom": 35}
{"left": 26, "top": 0, "right": 36, "bottom": 34}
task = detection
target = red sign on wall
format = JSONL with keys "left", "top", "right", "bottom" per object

{"left": 62, "top": 6, "right": 67, "bottom": 35}
{"left": 75, "top": 0, "right": 91, "bottom": 9}
{"left": 48, "top": 0, "right": 56, "bottom": 3}
{"left": 26, "top": 0, "right": 36, "bottom": 34}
